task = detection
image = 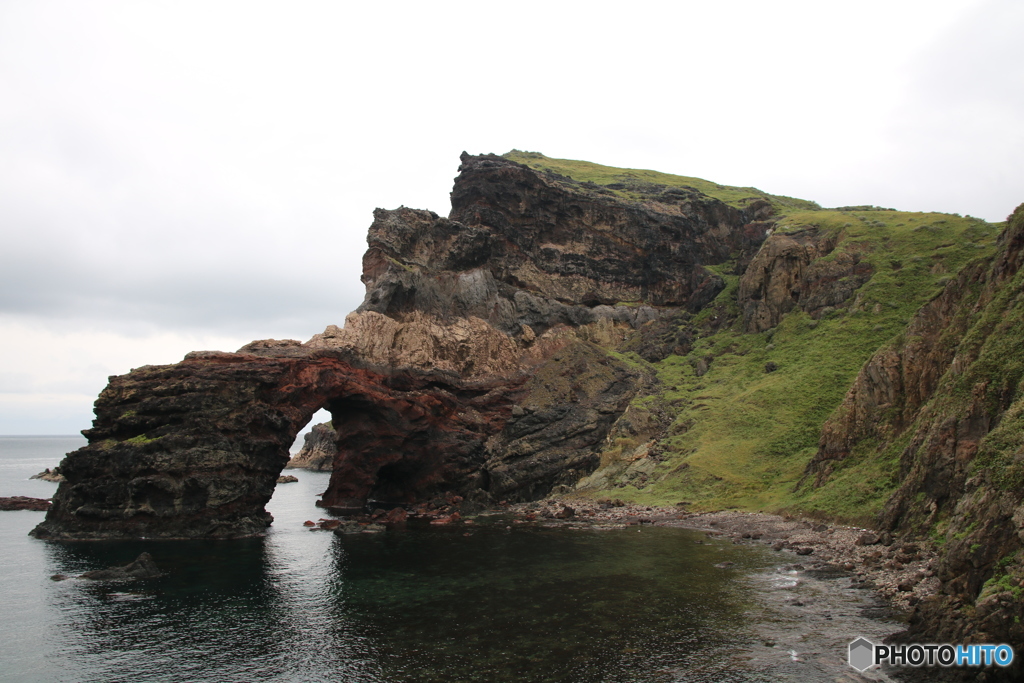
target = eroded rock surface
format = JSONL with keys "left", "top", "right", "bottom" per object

{"left": 286, "top": 422, "right": 337, "bottom": 471}
{"left": 738, "top": 226, "right": 874, "bottom": 333}
{"left": 32, "top": 349, "right": 519, "bottom": 539}
{"left": 34, "top": 153, "right": 770, "bottom": 540}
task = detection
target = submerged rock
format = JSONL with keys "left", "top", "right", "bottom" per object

{"left": 52, "top": 552, "right": 164, "bottom": 581}
{"left": 381, "top": 507, "right": 408, "bottom": 524}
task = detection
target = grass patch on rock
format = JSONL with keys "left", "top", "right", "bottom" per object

{"left": 504, "top": 150, "right": 821, "bottom": 212}
{"left": 576, "top": 198, "right": 1000, "bottom": 523}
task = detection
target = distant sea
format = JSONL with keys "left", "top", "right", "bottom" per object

{"left": 0, "top": 436, "right": 899, "bottom": 682}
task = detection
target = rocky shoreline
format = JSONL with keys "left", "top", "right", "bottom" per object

{"left": 501, "top": 500, "right": 938, "bottom": 616}
{"left": 315, "top": 497, "right": 919, "bottom": 679}
{"left": 316, "top": 493, "right": 937, "bottom": 621}
{"left": 0, "top": 496, "right": 51, "bottom": 511}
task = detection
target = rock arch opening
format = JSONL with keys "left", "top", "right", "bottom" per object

{"left": 31, "top": 349, "right": 518, "bottom": 540}
{"left": 289, "top": 407, "right": 332, "bottom": 457}
{"left": 33, "top": 152, "right": 735, "bottom": 541}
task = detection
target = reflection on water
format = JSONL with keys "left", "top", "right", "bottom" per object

{"left": 0, "top": 446, "right": 897, "bottom": 683}
{"left": 335, "top": 523, "right": 769, "bottom": 683}
{"left": 34, "top": 515, "right": 775, "bottom": 682}
{"left": 38, "top": 475, "right": 382, "bottom": 683}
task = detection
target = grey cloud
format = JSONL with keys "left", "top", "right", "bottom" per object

{"left": 0, "top": 250, "right": 365, "bottom": 337}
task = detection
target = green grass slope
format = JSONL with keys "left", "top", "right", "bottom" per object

{"left": 514, "top": 150, "right": 1003, "bottom": 523}
{"left": 646, "top": 212, "right": 997, "bottom": 522}
{"left": 504, "top": 150, "right": 821, "bottom": 212}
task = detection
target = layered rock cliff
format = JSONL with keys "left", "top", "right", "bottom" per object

{"left": 35, "top": 148, "right": 1024, "bottom": 677}
{"left": 32, "top": 152, "right": 772, "bottom": 540}
{"left": 805, "top": 205, "right": 1024, "bottom": 681}
{"left": 31, "top": 347, "right": 521, "bottom": 539}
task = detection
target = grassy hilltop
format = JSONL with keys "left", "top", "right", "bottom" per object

{"left": 505, "top": 151, "right": 1002, "bottom": 524}
{"left": 503, "top": 150, "right": 822, "bottom": 212}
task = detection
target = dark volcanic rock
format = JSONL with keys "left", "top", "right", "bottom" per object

{"left": 1, "top": 496, "right": 51, "bottom": 511}
{"left": 32, "top": 350, "right": 519, "bottom": 539}
{"left": 446, "top": 153, "right": 769, "bottom": 313}
{"left": 354, "top": 154, "right": 772, "bottom": 347}
{"left": 31, "top": 153, "right": 770, "bottom": 541}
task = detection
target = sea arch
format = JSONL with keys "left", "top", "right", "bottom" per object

{"left": 31, "top": 343, "right": 519, "bottom": 540}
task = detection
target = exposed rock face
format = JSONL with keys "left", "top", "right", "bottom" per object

{"left": 286, "top": 422, "right": 337, "bottom": 471}
{"left": 445, "top": 153, "right": 766, "bottom": 312}
{"left": 32, "top": 349, "right": 519, "bottom": 539}
{"left": 806, "top": 204, "right": 1024, "bottom": 679}
{"left": 804, "top": 254, "right": 991, "bottom": 487}
{"left": 739, "top": 226, "right": 874, "bottom": 333}
{"left": 34, "top": 153, "right": 768, "bottom": 540}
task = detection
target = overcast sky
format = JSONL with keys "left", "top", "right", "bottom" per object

{"left": 1, "top": 0, "right": 1021, "bottom": 434}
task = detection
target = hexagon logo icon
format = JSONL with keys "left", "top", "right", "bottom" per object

{"left": 848, "top": 637, "right": 875, "bottom": 671}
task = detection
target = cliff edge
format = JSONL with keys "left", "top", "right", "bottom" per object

{"left": 32, "top": 152, "right": 772, "bottom": 539}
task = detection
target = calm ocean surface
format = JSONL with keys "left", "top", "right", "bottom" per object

{"left": 0, "top": 436, "right": 899, "bottom": 682}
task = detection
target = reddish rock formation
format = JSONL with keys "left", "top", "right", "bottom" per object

{"left": 31, "top": 348, "right": 521, "bottom": 539}
{"left": 1, "top": 496, "right": 51, "bottom": 511}
{"left": 34, "top": 153, "right": 772, "bottom": 540}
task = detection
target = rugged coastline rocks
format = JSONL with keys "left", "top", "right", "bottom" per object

{"left": 0, "top": 496, "right": 51, "bottom": 511}
{"left": 30, "top": 351, "right": 521, "bottom": 539}
{"left": 285, "top": 422, "right": 337, "bottom": 471}
{"left": 30, "top": 468, "right": 64, "bottom": 482}
{"left": 802, "top": 204, "right": 1024, "bottom": 670}
{"left": 28, "top": 151, "right": 1024, "bottom": 676}
{"left": 51, "top": 552, "right": 163, "bottom": 582}
{"left": 33, "top": 153, "right": 771, "bottom": 541}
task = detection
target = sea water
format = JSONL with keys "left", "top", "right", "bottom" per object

{"left": 0, "top": 437, "right": 900, "bottom": 682}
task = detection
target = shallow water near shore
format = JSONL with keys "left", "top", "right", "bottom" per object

{"left": 1, "top": 438, "right": 900, "bottom": 682}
